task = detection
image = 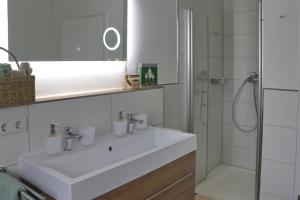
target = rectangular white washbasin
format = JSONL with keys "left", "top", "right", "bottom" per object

{"left": 19, "top": 127, "right": 196, "bottom": 200}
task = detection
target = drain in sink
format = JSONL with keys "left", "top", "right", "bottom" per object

{"left": 108, "top": 146, "right": 113, "bottom": 152}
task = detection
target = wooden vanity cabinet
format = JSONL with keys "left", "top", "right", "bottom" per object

{"left": 42, "top": 152, "right": 195, "bottom": 200}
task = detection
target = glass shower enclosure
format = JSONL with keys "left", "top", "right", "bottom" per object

{"left": 184, "top": 9, "right": 209, "bottom": 184}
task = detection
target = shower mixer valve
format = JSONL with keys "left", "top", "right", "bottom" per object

{"left": 247, "top": 72, "right": 259, "bottom": 83}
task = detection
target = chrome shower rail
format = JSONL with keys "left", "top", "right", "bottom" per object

{"left": 0, "top": 168, "right": 46, "bottom": 200}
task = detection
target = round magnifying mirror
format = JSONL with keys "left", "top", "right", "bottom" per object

{"left": 103, "top": 27, "right": 121, "bottom": 51}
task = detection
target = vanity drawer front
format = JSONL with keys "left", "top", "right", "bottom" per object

{"left": 96, "top": 152, "right": 196, "bottom": 200}
{"left": 148, "top": 172, "right": 195, "bottom": 200}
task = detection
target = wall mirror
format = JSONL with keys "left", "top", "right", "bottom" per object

{"left": 7, "top": 0, "right": 127, "bottom": 61}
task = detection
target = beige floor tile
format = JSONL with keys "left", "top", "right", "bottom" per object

{"left": 195, "top": 194, "right": 216, "bottom": 200}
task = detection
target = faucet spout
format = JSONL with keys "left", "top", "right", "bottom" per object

{"left": 127, "top": 114, "right": 144, "bottom": 134}
{"left": 64, "top": 127, "right": 81, "bottom": 151}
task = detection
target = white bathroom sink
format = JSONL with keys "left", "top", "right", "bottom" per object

{"left": 19, "top": 127, "right": 196, "bottom": 200}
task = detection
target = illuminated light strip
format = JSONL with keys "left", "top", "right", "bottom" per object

{"left": 30, "top": 61, "right": 126, "bottom": 98}
{"left": 36, "top": 87, "right": 123, "bottom": 101}
{"left": 127, "top": 0, "right": 138, "bottom": 73}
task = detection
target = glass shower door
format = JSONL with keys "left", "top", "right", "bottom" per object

{"left": 185, "top": 9, "right": 209, "bottom": 184}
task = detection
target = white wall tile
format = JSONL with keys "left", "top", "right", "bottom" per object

{"left": 206, "top": 9, "right": 224, "bottom": 34}
{"left": 112, "top": 89, "right": 164, "bottom": 126}
{"left": 260, "top": 193, "right": 291, "bottom": 200}
{"left": 197, "top": 129, "right": 208, "bottom": 159}
{"left": 208, "top": 103, "right": 223, "bottom": 128}
{"left": 224, "top": 34, "right": 257, "bottom": 58}
{"left": 178, "top": 84, "right": 187, "bottom": 112}
{"left": 208, "top": 125, "right": 222, "bottom": 151}
{"left": 207, "top": 146, "right": 222, "bottom": 172}
{"left": 223, "top": 0, "right": 257, "bottom": 170}
{"left": 0, "top": 133, "right": 29, "bottom": 167}
{"left": 263, "top": 125, "right": 297, "bottom": 165}
{"left": 29, "top": 95, "right": 112, "bottom": 152}
{"left": 209, "top": 57, "right": 224, "bottom": 78}
{"left": 223, "top": 145, "right": 255, "bottom": 170}
{"left": 224, "top": 0, "right": 257, "bottom": 13}
{"left": 224, "top": 11, "right": 257, "bottom": 35}
{"left": 164, "top": 113, "right": 179, "bottom": 130}
{"left": 209, "top": 84, "right": 223, "bottom": 104}
{"left": 178, "top": 55, "right": 187, "bottom": 84}
{"left": 196, "top": 157, "right": 207, "bottom": 182}
{"left": 224, "top": 79, "right": 255, "bottom": 103}
{"left": 205, "top": 0, "right": 224, "bottom": 12}
{"left": 178, "top": 27, "right": 187, "bottom": 55}
{"left": 0, "top": 107, "right": 29, "bottom": 167}
{"left": 194, "top": 11, "right": 209, "bottom": 32}
{"left": 223, "top": 102, "right": 257, "bottom": 127}
{"left": 264, "top": 90, "right": 298, "bottom": 128}
{"left": 163, "top": 84, "right": 179, "bottom": 115}
{"left": 0, "top": 106, "right": 27, "bottom": 119}
{"left": 223, "top": 123, "right": 256, "bottom": 150}
{"left": 261, "top": 160, "right": 295, "bottom": 199}
{"left": 224, "top": 58, "right": 257, "bottom": 80}
{"left": 209, "top": 33, "right": 224, "bottom": 57}
{"left": 178, "top": 111, "right": 188, "bottom": 132}
{"left": 194, "top": 31, "right": 208, "bottom": 57}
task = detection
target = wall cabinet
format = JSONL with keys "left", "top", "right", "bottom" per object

{"left": 261, "top": 89, "right": 298, "bottom": 200}
{"left": 262, "top": 0, "right": 299, "bottom": 90}
{"left": 262, "top": 0, "right": 300, "bottom": 199}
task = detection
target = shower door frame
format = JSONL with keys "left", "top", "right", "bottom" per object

{"left": 256, "top": 0, "right": 264, "bottom": 200}
{"left": 184, "top": 1, "right": 264, "bottom": 199}
{"left": 185, "top": 8, "right": 209, "bottom": 183}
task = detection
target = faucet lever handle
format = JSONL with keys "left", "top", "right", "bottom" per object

{"left": 127, "top": 113, "right": 134, "bottom": 120}
{"left": 64, "top": 127, "right": 72, "bottom": 135}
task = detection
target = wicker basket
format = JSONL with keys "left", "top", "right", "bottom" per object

{"left": 0, "top": 76, "right": 35, "bottom": 107}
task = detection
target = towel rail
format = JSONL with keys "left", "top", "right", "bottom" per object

{"left": 0, "top": 168, "right": 46, "bottom": 200}
{"left": 20, "top": 190, "right": 37, "bottom": 200}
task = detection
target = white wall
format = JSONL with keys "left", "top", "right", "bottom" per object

{"left": 128, "top": 0, "right": 178, "bottom": 84}
{"left": 222, "top": 0, "right": 257, "bottom": 170}
{"left": 261, "top": 0, "right": 300, "bottom": 200}
{"left": 0, "top": 88, "right": 163, "bottom": 173}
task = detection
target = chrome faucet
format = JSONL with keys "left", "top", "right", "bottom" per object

{"left": 64, "top": 127, "right": 81, "bottom": 151}
{"left": 127, "top": 114, "right": 144, "bottom": 134}
{"left": 49, "top": 123, "right": 81, "bottom": 151}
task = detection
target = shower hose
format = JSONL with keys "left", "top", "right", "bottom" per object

{"left": 232, "top": 74, "right": 258, "bottom": 133}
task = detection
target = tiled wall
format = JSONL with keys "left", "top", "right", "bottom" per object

{"left": 205, "top": 0, "right": 224, "bottom": 173}
{"left": 0, "top": 88, "right": 164, "bottom": 172}
{"left": 261, "top": 90, "right": 298, "bottom": 200}
{"left": 222, "top": 0, "right": 257, "bottom": 170}
{"left": 163, "top": 84, "right": 187, "bottom": 131}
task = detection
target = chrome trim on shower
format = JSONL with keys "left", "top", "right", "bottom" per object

{"left": 256, "top": 0, "right": 263, "bottom": 199}
{"left": 186, "top": 9, "right": 194, "bottom": 133}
